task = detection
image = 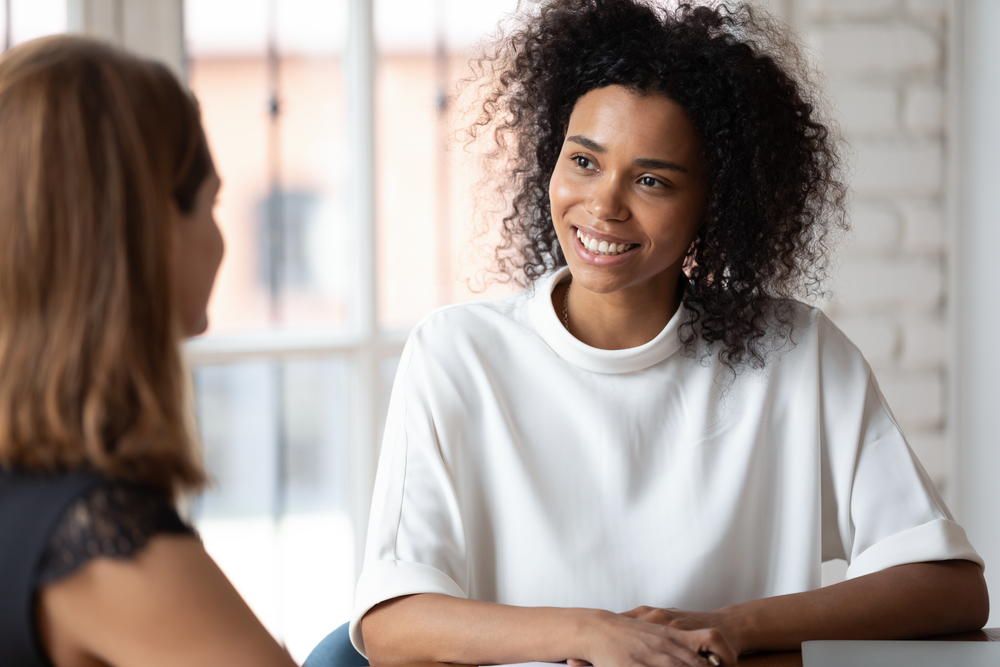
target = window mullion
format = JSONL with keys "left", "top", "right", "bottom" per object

{"left": 346, "top": 0, "right": 379, "bottom": 579}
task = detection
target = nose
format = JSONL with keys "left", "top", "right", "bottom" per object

{"left": 585, "top": 172, "right": 629, "bottom": 222}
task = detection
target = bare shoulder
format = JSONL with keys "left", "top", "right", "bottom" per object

{"left": 38, "top": 533, "right": 297, "bottom": 667}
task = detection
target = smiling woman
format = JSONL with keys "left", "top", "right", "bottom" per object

{"left": 549, "top": 87, "right": 707, "bottom": 350}
{"left": 341, "top": 2, "right": 989, "bottom": 667}
{"left": 467, "top": 0, "right": 849, "bottom": 373}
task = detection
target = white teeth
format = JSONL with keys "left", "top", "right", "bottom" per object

{"left": 576, "top": 229, "right": 633, "bottom": 256}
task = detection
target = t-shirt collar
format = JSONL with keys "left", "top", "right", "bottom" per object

{"left": 528, "top": 267, "right": 685, "bottom": 374}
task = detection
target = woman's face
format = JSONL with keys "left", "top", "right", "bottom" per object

{"left": 170, "top": 169, "right": 224, "bottom": 337}
{"left": 549, "top": 85, "right": 707, "bottom": 297}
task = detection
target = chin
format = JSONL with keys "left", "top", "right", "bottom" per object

{"left": 565, "top": 261, "right": 630, "bottom": 294}
{"left": 185, "top": 315, "right": 210, "bottom": 338}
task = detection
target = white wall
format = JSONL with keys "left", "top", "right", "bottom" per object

{"left": 954, "top": 0, "right": 1000, "bottom": 629}
{"left": 784, "top": 0, "right": 953, "bottom": 493}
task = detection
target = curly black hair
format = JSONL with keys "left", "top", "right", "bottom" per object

{"left": 467, "top": 0, "right": 848, "bottom": 370}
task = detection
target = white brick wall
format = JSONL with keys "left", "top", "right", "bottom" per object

{"left": 777, "top": 0, "right": 952, "bottom": 491}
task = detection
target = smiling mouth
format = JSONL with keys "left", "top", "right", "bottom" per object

{"left": 576, "top": 228, "right": 638, "bottom": 256}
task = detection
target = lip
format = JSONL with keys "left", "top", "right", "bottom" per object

{"left": 573, "top": 225, "right": 635, "bottom": 246}
{"left": 571, "top": 226, "right": 638, "bottom": 266}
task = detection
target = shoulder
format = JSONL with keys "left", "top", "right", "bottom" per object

{"left": 761, "top": 300, "right": 865, "bottom": 362}
{"left": 405, "top": 289, "right": 535, "bottom": 354}
{"left": 751, "top": 301, "right": 872, "bottom": 395}
{"left": 792, "top": 303, "right": 869, "bottom": 371}
{"left": 37, "top": 525, "right": 295, "bottom": 667}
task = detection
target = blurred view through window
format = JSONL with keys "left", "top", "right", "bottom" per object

{"left": 376, "top": 0, "right": 518, "bottom": 327}
{"left": 184, "top": 0, "right": 517, "bottom": 659}
{"left": 0, "top": 0, "right": 66, "bottom": 48}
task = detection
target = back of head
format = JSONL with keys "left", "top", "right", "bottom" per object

{"left": 0, "top": 36, "right": 211, "bottom": 496}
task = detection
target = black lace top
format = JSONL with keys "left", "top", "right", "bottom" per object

{"left": 37, "top": 480, "right": 194, "bottom": 586}
{"left": 0, "top": 471, "right": 195, "bottom": 667}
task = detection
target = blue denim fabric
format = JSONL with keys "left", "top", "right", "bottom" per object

{"left": 304, "top": 622, "right": 369, "bottom": 667}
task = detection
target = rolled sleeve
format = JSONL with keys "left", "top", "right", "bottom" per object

{"left": 817, "top": 315, "right": 982, "bottom": 577}
{"left": 838, "top": 372, "right": 982, "bottom": 575}
{"left": 349, "top": 329, "right": 471, "bottom": 657}
{"left": 349, "top": 559, "right": 467, "bottom": 656}
{"left": 847, "top": 518, "right": 984, "bottom": 579}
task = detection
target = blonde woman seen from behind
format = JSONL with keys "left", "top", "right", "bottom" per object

{"left": 0, "top": 37, "right": 298, "bottom": 667}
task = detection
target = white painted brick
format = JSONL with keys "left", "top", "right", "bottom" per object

{"left": 851, "top": 141, "right": 943, "bottom": 196}
{"left": 821, "top": 558, "right": 848, "bottom": 587}
{"left": 844, "top": 202, "right": 900, "bottom": 254}
{"left": 876, "top": 369, "right": 944, "bottom": 429}
{"left": 814, "top": 24, "right": 939, "bottom": 77}
{"left": 829, "top": 313, "right": 898, "bottom": 366}
{"left": 905, "top": 429, "right": 949, "bottom": 492}
{"left": 807, "top": 0, "right": 901, "bottom": 20}
{"left": 900, "top": 316, "right": 948, "bottom": 369}
{"left": 899, "top": 200, "right": 945, "bottom": 253}
{"left": 833, "top": 256, "right": 942, "bottom": 310}
{"left": 832, "top": 84, "right": 899, "bottom": 137}
{"left": 903, "top": 84, "right": 944, "bottom": 135}
{"left": 749, "top": 0, "right": 792, "bottom": 23}
{"left": 905, "top": 0, "right": 948, "bottom": 26}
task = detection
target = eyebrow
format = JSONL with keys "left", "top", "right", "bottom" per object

{"left": 565, "top": 135, "right": 690, "bottom": 174}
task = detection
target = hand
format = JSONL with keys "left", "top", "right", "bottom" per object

{"left": 566, "top": 608, "right": 737, "bottom": 667}
{"left": 622, "top": 606, "right": 743, "bottom": 653}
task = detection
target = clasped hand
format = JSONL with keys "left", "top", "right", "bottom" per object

{"left": 565, "top": 605, "right": 738, "bottom": 667}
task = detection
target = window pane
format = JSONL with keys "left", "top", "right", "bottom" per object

{"left": 193, "top": 358, "right": 354, "bottom": 661}
{"left": 186, "top": 0, "right": 353, "bottom": 334}
{"left": 1, "top": 0, "right": 66, "bottom": 48}
{"left": 375, "top": 0, "right": 519, "bottom": 328}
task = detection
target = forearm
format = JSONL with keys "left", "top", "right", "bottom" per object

{"left": 720, "top": 560, "right": 988, "bottom": 653}
{"left": 361, "top": 593, "right": 593, "bottom": 665}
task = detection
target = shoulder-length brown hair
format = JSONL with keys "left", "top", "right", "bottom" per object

{"left": 0, "top": 36, "right": 212, "bottom": 496}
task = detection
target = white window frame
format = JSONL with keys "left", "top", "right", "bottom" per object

{"left": 69, "top": 0, "right": 399, "bottom": 575}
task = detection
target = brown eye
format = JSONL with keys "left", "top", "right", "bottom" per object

{"left": 574, "top": 156, "right": 595, "bottom": 169}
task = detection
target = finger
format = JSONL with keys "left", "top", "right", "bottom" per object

{"left": 666, "top": 635, "right": 718, "bottom": 667}
{"left": 688, "top": 628, "right": 737, "bottom": 667}
{"left": 649, "top": 627, "right": 735, "bottom": 667}
{"left": 622, "top": 605, "right": 655, "bottom": 619}
{"left": 697, "top": 650, "right": 722, "bottom": 667}
{"left": 640, "top": 632, "right": 719, "bottom": 667}
{"left": 647, "top": 608, "right": 677, "bottom": 625}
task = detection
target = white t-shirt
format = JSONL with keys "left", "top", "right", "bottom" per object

{"left": 350, "top": 267, "right": 982, "bottom": 654}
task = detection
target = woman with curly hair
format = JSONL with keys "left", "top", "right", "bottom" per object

{"left": 339, "top": 1, "right": 987, "bottom": 666}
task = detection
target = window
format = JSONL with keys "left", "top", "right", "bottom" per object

{"left": 183, "top": 0, "right": 517, "bottom": 659}
{"left": 184, "top": 1, "right": 359, "bottom": 657}
{"left": 0, "top": 0, "right": 67, "bottom": 47}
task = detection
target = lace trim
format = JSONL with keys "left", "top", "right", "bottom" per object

{"left": 37, "top": 481, "right": 195, "bottom": 586}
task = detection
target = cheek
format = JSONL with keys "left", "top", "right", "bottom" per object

{"left": 207, "top": 219, "right": 224, "bottom": 274}
{"left": 171, "top": 219, "right": 223, "bottom": 335}
{"left": 548, "top": 170, "right": 575, "bottom": 219}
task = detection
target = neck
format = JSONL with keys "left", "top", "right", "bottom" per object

{"left": 556, "top": 273, "right": 682, "bottom": 350}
